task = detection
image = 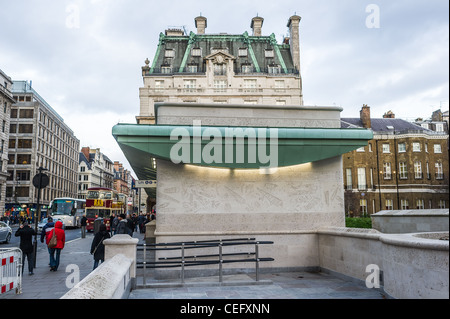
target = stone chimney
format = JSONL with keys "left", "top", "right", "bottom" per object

{"left": 165, "top": 28, "right": 184, "bottom": 36}
{"left": 81, "top": 147, "right": 90, "bottom": 160}
{"left": 383, "top": 110, "right": 395, "bottom": 119}
{"left": 360, "top": 105, "right": 371, "bottom": 128}
{"left": 287, "top": 15, "right": 301, "bottom": 72}
{"left": 251, "top": 16, "right": 264, "bottom": 36}
{"left": 195, "top": 16, "right": 207, "bottom": 34}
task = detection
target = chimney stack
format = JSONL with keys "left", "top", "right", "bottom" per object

{"left": 251, "top": 16, "right": 264, "bottom": 36}
{"left": 360, "top": 104, "right": 372, "bottom": 128}
{"left": 287, "top": 15, "right": 301, "bottom": 72}
{"left": 383, "top": 110, "right": 395, "bottom": 119}
{"left": 81, "top": 147, "right": 90, "bottom": 160}
{"left": 195, "top": 16, "right": 207, "bottom": 34}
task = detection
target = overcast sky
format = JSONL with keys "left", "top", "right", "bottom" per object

{"left": 0, "top": 0, "right": 448, "bottom": 177}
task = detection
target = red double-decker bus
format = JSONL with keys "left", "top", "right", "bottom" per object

{"left": 85, "top": 187, "right": 125, "bottom": 231}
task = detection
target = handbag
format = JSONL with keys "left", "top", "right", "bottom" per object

{"left": 92, "top": 237, "right": 105, "bottom": 255}
{"left": 48, "top": 229, "right": 57, "bottom": 248}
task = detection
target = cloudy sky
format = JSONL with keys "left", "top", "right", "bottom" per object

{"left": 0, "top": 0, "right": 448, "bottom": 177}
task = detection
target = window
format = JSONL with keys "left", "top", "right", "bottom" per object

{"left": 435, "top": 162, "right": 443, "bottom": 179}
{"left": 243, "top": 79, "right": 257, "bottom": 91}
{"left": 265, "top": 49, "right": 274, "bottom": 58}
{"left": 421, "top": 123, "right": 429, "bottom": 130}
{"left": 401, "top": 199, "right": 409, "bottom": 210}
{"left": 382, "top": 143, "right": 390, "bottom": 153}
{"left": 416, "top": 199, "right": 424, "bottom": 209}
{"left": 241, "top": 64, "right": 253, "bottom": 73}
{"left": 357, "top": 168, "right": 366, "bottom": 190}
{"left": 10, "top": 124, "right": 16, "bottom": 134}
{"left": 17, "top": 154, "right": 31, "bottom": 165}
{"left": 413, "top": 142, "right": 421, "bottom": 152}
{"left": 16, "top": 187, "right": 30, "bottom": 198}
{"left": 268, "top": 65, "right": 281, "bottom": 74}
{"left": 436, "top": 124, "right": 444, "bottom": 132}
{"left": 275, "top": 100, "right": 286, "bottom": 105}
{"left": 356, "top": 147, "right": 365, "bottom": 152}
{"left": 434, "top": 144, "right": 442, "bottom": 153}
{"left": 385, "top": 199, "right": 393, "bottom": 210}
{"left": 414, "top": 161, "right": 422, "bottom": 179}
{"left": 398, "top": 143, "right": 406, "bottom": 153}
{"left": 238, "top": 48, "right": 248, "bottom": 57}
{"left": 399, "top": 162, "right": 408, "bottom": 179}
{"left": 161, "top": 66, "right": 172, "bottom": 74}
{"left": 274, "top": 80, "right": 285, "bottom": 91}
{"left": 19, "top": 109, "right": 34, "bottom": 118}
{"left": 183, "top": 80, "right": 196, "bottom": 92}
{"left": 214, "top": 80, "right": 227, "bottom": 93}
{"left": 155, "top": 80, "right": 164, "bottom": 92}
{"left": 214, "top": 64, "right": 227, "bottom": 76}
{"left": 187, "top": 64, "right": 198, "bottom": 73}
{"left": 164, "top": 49, "right": 175, "bottom": 58}
{"left": 360, "top": 199, "right": 368, "bottom": 214}
{"left": 383, "top": 162, "right": 392, "bottom": 180}
{"left": 346, "top": 168, "right": 352, "bottom": 190}
{"left": 17, "top": 139, "right": 32, "bottom": 148}
{"left": 18, "top": 124, "right": 33, "bottom": 133}
{"left": 439, "top": 200, "right": 446, "bottom": 209}
{"left": 191, "top": 48, "right": 202, "bottom": 57}
{"left": 16, "top": 170, "right": 30, "bottom": 181}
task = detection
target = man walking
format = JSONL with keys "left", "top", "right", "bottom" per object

{"left": 80, "top": 214, "right": 87, "bottom": 238}
{"left": 15, "top": 222, "right": 36, "bottom": 275}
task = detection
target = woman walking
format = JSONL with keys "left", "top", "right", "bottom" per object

{"left": 90, "top": 223, "right": 110, "bottom": 269}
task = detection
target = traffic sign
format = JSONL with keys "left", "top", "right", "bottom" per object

{"left": 32, "top": 173, "right": 50, "bottom": 189}
{"left": 135, "top": 180, "right": 157, "bottom": 188}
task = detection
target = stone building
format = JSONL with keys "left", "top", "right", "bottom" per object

{"left": 137, "top": 15, "right": 303, "bottom": 124}
{"left": 78, "top": 147, "right": 114, "bottom": 199}
{"left": 342, "top": 105, "right": 449, "bottom": 216}
{"left": 6, "top": 81, "right": 80, "bottom": 214}
{"left": 0, "top": 69, "right": 14, "bottom": 215}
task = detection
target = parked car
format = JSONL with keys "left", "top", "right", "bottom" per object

{"left": 0, "top": 221, "right": 12, "bottom": 244}
{"left": 38, "top": 218, "right": 65, "bottom": 234}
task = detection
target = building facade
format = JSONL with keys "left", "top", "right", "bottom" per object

{"left": 137, "top": 15, "right": 303, "bottom": 124}
{"left": 0, "top": 69, "right": 14, "bottom": 216}
{"left": 6, "top": 81, "right": 80, "bottom": 215}
{"left": 342, "top": 105, "right": 449, "bottom": 216}
{"left": 78, "top": 147, "right": 114, "bottom": 199}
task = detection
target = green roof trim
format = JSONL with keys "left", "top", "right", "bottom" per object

{"left": 179, "top": 32, "right": 197, "bottom": 72}
{"left": 243, "top": 31, "right": 260, "bottom": 72}
{"left": 112, "top": 124, "right": 372, "bottom": 171}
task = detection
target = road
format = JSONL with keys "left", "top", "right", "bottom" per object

{"left": 1, "top": 227, "right": 86, "bottom": 251}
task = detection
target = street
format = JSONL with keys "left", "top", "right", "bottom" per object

{"left": 1, "top": 226, "right": 89, "bottom": 251}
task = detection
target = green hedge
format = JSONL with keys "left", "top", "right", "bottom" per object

{"left": 345, "top": 217, "right": 372, "bottom": 229}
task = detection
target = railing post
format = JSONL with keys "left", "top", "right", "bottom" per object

{"left": 181, "top": 243, "right": 185, "bottom": 284}
{"left": 219, "top": 243, "right": 223, "bottom": 283}
{"left": 255, "top": 242, "right": 260, "bottom": 282}
{"left": 143, "top": 243, "right": 146, "bottom": 288}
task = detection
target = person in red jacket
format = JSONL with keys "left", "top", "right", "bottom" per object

{"left": 47, "top": 220, "right": 65, "bottom": 271}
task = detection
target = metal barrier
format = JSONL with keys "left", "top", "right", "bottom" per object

{"left": 136, "top": 238, "right": 274, "bottom": 287}
{"left": 0, "top": 248, "right": 22, "bottom": 295}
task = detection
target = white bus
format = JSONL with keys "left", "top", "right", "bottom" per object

{"left": 48, "top": 198, "right": 86, "bottom": 228}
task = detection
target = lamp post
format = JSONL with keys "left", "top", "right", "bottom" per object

{"left": 32, "top": 167, "right": 49, "bottom": 268}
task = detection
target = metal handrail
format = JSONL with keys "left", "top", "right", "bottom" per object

{"left": 136, "top": 238, "right": 274, "bottom": 286}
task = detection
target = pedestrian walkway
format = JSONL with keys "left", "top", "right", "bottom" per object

{"left": 1, "top": 229, "right": 387, "bottom": 299}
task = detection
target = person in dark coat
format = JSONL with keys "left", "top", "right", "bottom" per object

{"left": 90, "top": 224, "right": 110, "bottom": 269}
{"left": 15, "top": 222, "right": 36, "bottom": 275}
{"left": 115, "top": 214, "right": 129, "bottom": 235}
{"left": 80, "top": 214, "right": 87, "bottom": 238}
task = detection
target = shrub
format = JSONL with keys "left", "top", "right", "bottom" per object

{"left": 345, "top": 217, "right": 372, "bottom": 229}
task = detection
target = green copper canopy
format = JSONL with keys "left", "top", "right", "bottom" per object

{"left": 112, "top": 123, "right": 373, "bottom": 182}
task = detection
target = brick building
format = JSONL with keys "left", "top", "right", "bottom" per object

{"left": 342, "top": 105, "right": 449, "bottom": 216}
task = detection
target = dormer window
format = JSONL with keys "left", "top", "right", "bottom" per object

{"left": 265, "top": 49, "right": 274, "bottom": 58}
{"left": 268, "top": 64, "right": 281, "bottom": 74}
{"left": 191, "top": 48, "right": 202, "bottom": 57}
{"left": 238, "top": 48, "right": 248, "bottom": 57}
{"left": 164, "top": 49, "right": 175, "bottom": 58}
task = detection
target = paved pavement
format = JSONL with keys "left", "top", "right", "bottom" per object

{"left": 1, "top": 228, "right": 387, "bottom": 300}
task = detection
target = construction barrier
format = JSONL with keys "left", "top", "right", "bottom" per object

{"left": 0, "top": 248, "right": 22, "bottom": 295}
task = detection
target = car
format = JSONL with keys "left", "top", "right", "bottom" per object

{"left": 0, "top": 221, "right": 12, "bottom": 244}
{"left": 38, "top": 218, "right": 65, "bottom": 234}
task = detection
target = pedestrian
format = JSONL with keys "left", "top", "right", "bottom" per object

{"left": 80, "top": 214, "right": 87, "bottom": 238}
{"left": 90, "top": 224, "right": 110, "bottom": 270}
{"left": 40, "top": 216, "right": 55, "bottom": 268}
{"left": 115, "top": 214, "right": 129, "bottom": 235}
{"left": 111, "top": 213, "right": 119, "bottom": 235}
{"left": 42, "top": 220, "right": 65, "bottom": 271}
{"left": 15, "top": 221, "right": 36, "bottom": 275}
